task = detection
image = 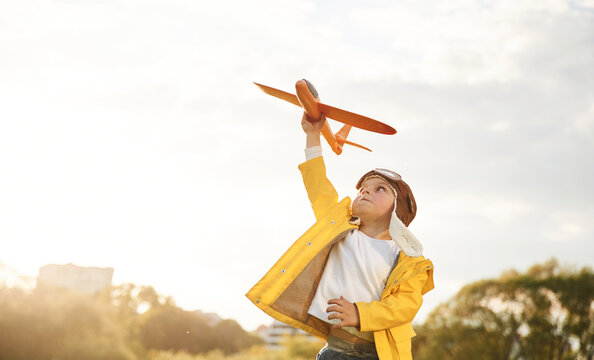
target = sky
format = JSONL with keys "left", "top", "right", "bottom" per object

{"left": 0, "top": 0, "right": 593, "bottom": 332}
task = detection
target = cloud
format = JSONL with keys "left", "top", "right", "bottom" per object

{"left": 542, "top": 210, "right": 593, "bottom": 242}
{"left": 572, "top": 101, "right": 594, "bottom": 139}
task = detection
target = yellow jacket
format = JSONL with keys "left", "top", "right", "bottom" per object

{"left": 246, "top": 157, "right": 434, "bottom": 360}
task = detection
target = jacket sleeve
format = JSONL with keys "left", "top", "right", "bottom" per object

{"left": 298, "top": 156, "right": 339, "bottom": 221}
{"left": 355, "top": 269, "right": 429, "bottom": 332}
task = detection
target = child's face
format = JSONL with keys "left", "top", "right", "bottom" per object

{"left": 352, "top": 177, "right": 395, "bottom": 223}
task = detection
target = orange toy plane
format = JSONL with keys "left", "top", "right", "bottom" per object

{"left": 254, "top": 79, "right": 396, "bottom": 155}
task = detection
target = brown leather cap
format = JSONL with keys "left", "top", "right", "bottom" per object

{"left": 356, "top": 170, "right": 417, "bottom": 227}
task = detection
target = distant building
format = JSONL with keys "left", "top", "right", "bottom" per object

{"left": 253, "top": 324, "right": 269, "bottom": 339}
{"left": 37, "top": 263, "right": 113, "bottom": 294}
{"left": 262, "top": 319, "right": 318, "bottom": 350}
{"left": 195, "top": 309, "right": 223, "bottom": 326}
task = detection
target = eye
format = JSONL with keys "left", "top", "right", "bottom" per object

{"left": 377, "top": 186, "right": 385, "bottom": 191}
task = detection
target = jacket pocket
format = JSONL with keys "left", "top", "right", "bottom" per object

{"left": 395, "top": 338, "right": 412, "bottom": 360}
{"left": 385, "top": 324, "right": 415, "bottom": 360}
{"left": 388, "top": 323, "right": 416, "bottom": 343}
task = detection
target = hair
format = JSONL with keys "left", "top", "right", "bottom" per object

{"left": 356, "top": 170, "right": 417, "bottom": 227}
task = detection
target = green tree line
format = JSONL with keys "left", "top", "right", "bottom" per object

{"left": 413, "top": 259, "right": 593, "bottom": 360}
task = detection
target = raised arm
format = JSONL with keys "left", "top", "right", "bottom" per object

{"left": 302, "top": 112, "right": 323, "bottom": 149}
{"left": 298, "top": 113, "right": 339, "bottom": 221}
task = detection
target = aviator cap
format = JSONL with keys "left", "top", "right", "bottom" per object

{"left": 356, "top": 168, "right": 417, "bottom": 227}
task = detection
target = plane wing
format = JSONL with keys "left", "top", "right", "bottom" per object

{"left": 318, "top": 103, "right": 396, "bottom": 135}
{"left": 253, "top": 82, "right": 301, "bottom": 107}
{"left": 254, "top": 81, "right": 397, "bottom": 135}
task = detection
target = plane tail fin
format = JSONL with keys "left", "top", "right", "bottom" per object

{"left": 343, "top": 139, "right": 372, "bottom": 152}
{"left": 335, "top": 125, "right": 372, "bottom": 152}
{"left": 336, "top": 124, "right": 352, "bottom": 141}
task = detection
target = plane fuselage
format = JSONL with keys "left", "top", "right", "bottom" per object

{"left": 295, "top": 79, "right": 343, "bottom": 154}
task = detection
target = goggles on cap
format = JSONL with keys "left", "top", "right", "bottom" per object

{"left": 374, "top": 168, "right": 402, "bottom": 182}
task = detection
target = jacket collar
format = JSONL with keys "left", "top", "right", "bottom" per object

{"left": 348, "top": 210, "right": 423, "bottom": 257}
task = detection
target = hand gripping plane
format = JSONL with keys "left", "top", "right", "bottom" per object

{"left": 254, "top": 79, "right": 396, "bottom": 155}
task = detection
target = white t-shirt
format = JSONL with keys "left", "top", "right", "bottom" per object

{"left": 307, "top": 229, "right": 399, "bottom": 325}
{"left": 303, "top": 147, "right": 400, "bottom": 339}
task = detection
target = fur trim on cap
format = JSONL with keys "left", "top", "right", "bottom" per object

{"left": 389, "top": 189, "right": 423, "bottom": 257}
{"left": 389, "top": 209, "right": 423, "bottom": 257}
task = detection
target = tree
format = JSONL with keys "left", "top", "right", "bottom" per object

{"left": 0, "top": 286, "right": 135, "bottom": 360}
{"left": 136, "top": 305, "right": 263, "bottom": 355}
{"left": 136, "top": 304, "right": 214, "bottom": 353}
{"left": 211, "top": 319, "right": 264, "bottom": 354}
{"left": 0, "top": 281, "right": 261, "bottom": 358}
{"left": 413, "top": 259, "right": 594, "bottom": 360}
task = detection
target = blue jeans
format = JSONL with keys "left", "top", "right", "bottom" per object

{"left": 316, "top": 345, "right": 379, "bottom": 360}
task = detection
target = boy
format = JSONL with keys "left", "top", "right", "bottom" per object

{"left": 246, "top": 114, "right": 434, "bottom": 360}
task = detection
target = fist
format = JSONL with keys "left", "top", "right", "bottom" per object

{"left": 326, "top": 296, "right": 361, "bottom": 329}
{"left": 301, "top": 112, "right": 325, "bottom": 134}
